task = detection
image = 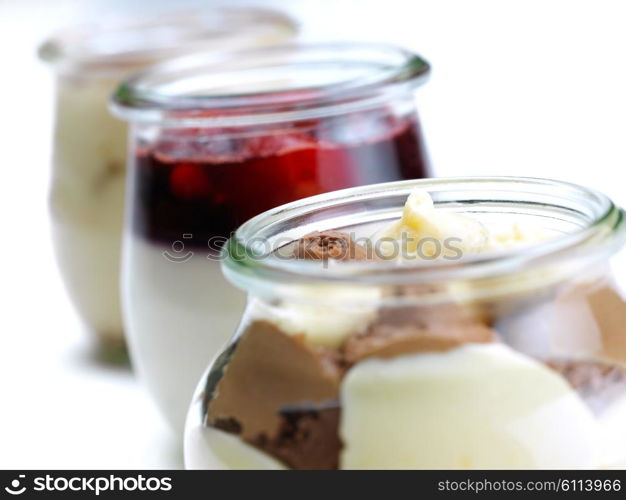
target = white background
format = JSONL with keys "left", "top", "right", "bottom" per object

{"left": 1, "top": 0, "right": 626, "bottom": 468}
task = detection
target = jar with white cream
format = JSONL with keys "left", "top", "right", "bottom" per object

{"left": 186, "top": 177, "right": 626, "bottom": 469}
{"left": 39, "top": 8, "right": 296, "bottom": 357}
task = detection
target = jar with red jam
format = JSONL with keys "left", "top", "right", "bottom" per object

{"left": 39, "top": 8, "right": 296, "bottom": 358}
{"left": 110, "top": 43, "right": 431, "bottom": 432}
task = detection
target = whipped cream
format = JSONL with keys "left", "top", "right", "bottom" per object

{"left": 373, "top": 189, "right": 552, "bottom": 260}
{"left": 248, "top": 286, "right": 380, "bottom": 348}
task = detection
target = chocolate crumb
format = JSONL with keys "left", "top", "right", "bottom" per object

{"left": 213, "top": 417, "right": 243, "bottom": 435}
{"left": 292, "top": 230, "right": 369, "bottom": 261}
{"left": 250, "top": 407, "right": 342, "bottom": 470}
{"left": 547, "top": 360, "right": 626, "bottom": 413}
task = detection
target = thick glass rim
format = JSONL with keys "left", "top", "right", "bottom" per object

{"left": 109, "top": 42, "right": 430, "bottom": 126}
{"left": 222, "top": 177, "right": 626, "bottom": 296}
{"left": 38, "top": 7, "right": 297, "bottom": 77}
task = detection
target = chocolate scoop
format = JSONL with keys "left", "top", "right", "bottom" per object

{"left": 208, "top": 320, "right": 342, "bottom": 438}
{"left": 206, "top": 320, "right": 343, "bottom": 467}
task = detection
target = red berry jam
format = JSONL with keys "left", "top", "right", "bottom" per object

{"left": 130, "top": 109, "right": 429, "bottom": 249}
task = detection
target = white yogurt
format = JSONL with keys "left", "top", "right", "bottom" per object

{"left": 123, "top": 236, "right": 246, "bottom": 432}
{"left": 50, "top": 76, "right": 127, "bottom": 345}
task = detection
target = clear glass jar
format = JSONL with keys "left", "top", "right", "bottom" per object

{"left": 39, "top": 8, "right": 296, "bottom": 357}
{"left": 185, "top": 177, "right": 626, "bottom": 470}
{"left": 110, "top": 43, "right": 431, "bottom": 432}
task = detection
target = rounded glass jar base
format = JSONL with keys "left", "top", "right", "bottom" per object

{"left": 90, "top": 335, "right": 130, "bottom": 366}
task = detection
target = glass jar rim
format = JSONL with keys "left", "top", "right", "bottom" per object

{"left": 38, "top": 7, "right": 296, "bottom": 77}
{"left": 109, "top": 42, "right": 430, "bottom": 127}
{"left": 222, "top": 177, "right": 626, "bottom": 300}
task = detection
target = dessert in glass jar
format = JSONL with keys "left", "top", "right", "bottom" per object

{"left": 39, "top": 8, "right": 296, "bottom": 358}
{"left": 110, "top": 43, "right": 431, "bottom": 432}
{"left": 185, "top": 177, "right": 626, "bottom": 469}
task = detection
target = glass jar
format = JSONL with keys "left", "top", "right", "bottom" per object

{"left": 39, "top": 8, "right": 296, "bottom": 357}
{"left": 185, "top": 177, "right": 626, "bottom": 470}
{"left": 110, "top": 43, "right": 431, "bottom": 432}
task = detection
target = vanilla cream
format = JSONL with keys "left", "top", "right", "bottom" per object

{"left": 340, "top": 344, "right": 597, "bottom": 469}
